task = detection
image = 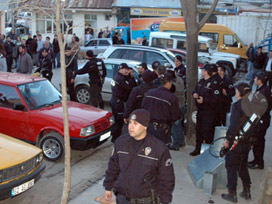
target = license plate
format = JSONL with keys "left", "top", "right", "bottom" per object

{"left": 99, "top": 131, "right": 111, "bottom": 142}
{"left": 11, "top": 179, "right": 35, "bottom": 197}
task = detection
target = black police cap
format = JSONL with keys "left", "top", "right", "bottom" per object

{"left": 256, "top": 72, "right": 268, "bottom": 84}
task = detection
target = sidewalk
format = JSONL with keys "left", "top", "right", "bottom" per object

{"left": 69, "top": 130, "right": 272, "bottom": 204}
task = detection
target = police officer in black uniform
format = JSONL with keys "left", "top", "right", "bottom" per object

{"left": 142, "top": 72, "right": 181, "bottom": 144}
{"left": 124, "top": 70, "right": 155, "bottom": 122}
{"left": 75, "top": 50, "right": 106, "bottom": 108}
{"left": 110, "top": 63, "right": 133, "bottom": 143}
{"left": 218, "top": 65, "right": 235, "bottom": 125}
{"left": 210, "top": 64, "right": 224, "bottom": 127}
{"left": 248, "top": 72, "right": 271, "bottom": 169}
{"left": 190, "top": 64, "right": 221, "bottom": 156}
{"left": 221, "top": 83, "right": 252, "bottom": 203}
{"left": 103, "top": 109, "right": 175, "bottom": 204}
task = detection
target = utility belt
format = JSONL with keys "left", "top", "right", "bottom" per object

{"left": 152, "top": 122, "right": 171, "bottom": 134}
{"left": 117, "top": 193, "right": 161, "bottom": 204}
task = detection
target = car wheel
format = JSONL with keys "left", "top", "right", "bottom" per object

{"left": 39, "top": 133, "right": 64, "bottom": 161}
{"left": 76, "top": 85, "right": 91, "bottom": 104}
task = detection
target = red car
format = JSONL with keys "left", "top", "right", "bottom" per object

{"left": 0, "top": 73, "right": 114, "bottom": 161}
{"left": 168, "top": 48, "right": 205, "bottom": 68}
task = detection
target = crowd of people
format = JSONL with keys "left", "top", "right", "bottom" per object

{"left": 102, "top": 46, "right": 272, "bottom": 203}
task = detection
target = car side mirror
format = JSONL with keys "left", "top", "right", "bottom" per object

{"left": 13, "top": 103, "right": 26, "bottom": 111}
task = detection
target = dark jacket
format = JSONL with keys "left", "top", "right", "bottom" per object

{"left": 111, "top": 72, "right": 133, "bottom": 102}
{"left": 28, "top": 39, "right": 37, "bottom": 54}
{"left": 193, "top": 76, "right": 220, "bottom": 111}
{"left": 221, "top": 75, "right": 235, "bottom": 112}
{"left": 246, "top": 46, "right": 254, "bottom": 62}
{"left": 124, "top": 82, "right": 155, "bottom": 119}
{"left": 253, "top": 52, "right": 266, "bottom": 69}
{"left": 252, "top": 85, "right": 271, "bottom": 120}
{"left": 36, "top": 54, "right": 52, "bottom": 72}
{"left": 75, "top": 58, "right": 106, "bottom": 86}
{"left": 103, "top": 133, "right": 175, "bottom": 203}
{"left": 65, "top": 55, "right": 78, "bottom": 78}
{"left": 142, "top": 86, "right": 181, "bottom": 123}
{"left": 53, "top": 39, "right": 60, "bottom": 54}
{"left": 4, "top": 41, "right": 15, "bottom": 57}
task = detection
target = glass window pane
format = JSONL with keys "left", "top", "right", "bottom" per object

{"left": 47, "top": 20, "right": 52, "bottom": 33}
{"left": 36, "top": 20, "right": 45, "bottom": 33}
{"left": 146, "top": 52, "right": 168, "bottom": 65}
{"left": 0, "top": 85, "right": 22, "bottom": 109}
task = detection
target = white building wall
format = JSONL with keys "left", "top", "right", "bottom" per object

{"left": 217, "top": 15, "right": 272, "bottom": 49}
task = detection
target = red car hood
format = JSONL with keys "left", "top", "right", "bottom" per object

{"left": 35, "top": 101, "right": 111, "bottom": 127}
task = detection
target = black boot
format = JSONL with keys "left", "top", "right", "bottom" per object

{"left": 222, "top": 190, "right": 238, "bottom": 203}
{"left": 239, "top": 187, "right": 251, "bottom": 200}
{"left": 189, "top": 145, "right": 201, "bottom": 156}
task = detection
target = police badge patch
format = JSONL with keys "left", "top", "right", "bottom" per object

{"left": 145, "top": 147, "right": 151, "bottom": 156}
{"left": 131, "top": 114, "right": 137, "bottom": 120}
{"left": 165, "top": 159, "right": 173, "bottom": 166}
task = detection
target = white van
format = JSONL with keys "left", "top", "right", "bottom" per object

{"left": 149, "top": 32, "right": 241, "bottom": 76}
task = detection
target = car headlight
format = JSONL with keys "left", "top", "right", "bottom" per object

{"left": 0, "top": 170, "right": 2, "bottom": 183}
{"left": 35, "top": 153, "right": 43, "bottom": 167}
{"left": 109, "top": 116, "right": 115, "bottom": 126}
{"left": 80, "top": 125, "right": 95, "bottom": 137}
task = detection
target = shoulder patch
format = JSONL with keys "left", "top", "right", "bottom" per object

{"left": 214, "top": 90, "right": 220, "bottom": 95}
{"left": 111, "top": 80, "right": 116, "bottom": 86}
{"left": 165, "top": 158, "right": 173, "bottom": 167}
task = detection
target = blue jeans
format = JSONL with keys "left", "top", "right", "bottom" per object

{"left": 171, "top": 107, "right": 185, "bottom": 147}
{"left": 246, "top": 61, "right": 254, "bottom": 80}
{"left": 54, "top": 52, "right": 60, "bottom": 68}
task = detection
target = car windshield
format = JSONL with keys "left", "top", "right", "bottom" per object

{"left": 18, "top": 80, "right": 62, "bottom": 110}
{"left": 164, "top": 50, "right": 176, "bottom": 62}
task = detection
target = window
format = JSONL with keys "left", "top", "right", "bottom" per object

{"left": 224, "top": 35, "right": 238, "bottom": 47}
{"left": 151, "top": 38, "right": 173, "bottom": 48}
{"left": 109, "top": 49, "right": 125, "bottom": 59}
{"left": 105, "top": 64, "right": 117, "bottom": 78}
{"left": 122, "top": 50, "right": 144, "bottom": 62}
{"left": 36, "top": 14, "right": 73, "bottom": 34}
{"left": 86, "top": 40, "right": 97, "bottom": 46}
{"left": 0, "top": 85, "right": 23, "bottom": 109}
{"left": 85, "top": 14, "right": 97, "bottom": 31}
{"left": 99, "top": 40, "right": 110, "bottom": 46}
{"left": 177, "top": 41, "right": 186, "bottom": 50}
{"left": 105, "top": 15, "right": 111, "bottom": 21}
{"left": 198, "top": 42, "right": 208, "bottom": 53}
{"left": 145, "top": 52, "right": 168, "bottom": 65}
{"left": 199, "top": 32, "right": 219, "bottom": 44}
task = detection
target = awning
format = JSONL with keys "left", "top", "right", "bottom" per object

{"left": 112, "top": 0, "right": 182, "bottom": 9}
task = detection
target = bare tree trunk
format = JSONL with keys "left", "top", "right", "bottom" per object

{"left": 56, "top": 0, "right": 71, "bottom": 203}
{"left": 180, "top": 0, "right": 219, "bottom": 145}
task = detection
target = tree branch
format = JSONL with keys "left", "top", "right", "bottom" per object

{"left": 199, "top": 0, "right": 219, "bottom": 30}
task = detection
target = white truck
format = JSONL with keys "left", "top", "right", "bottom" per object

{"left": 149, "top": 32, "right": 241, "bottom": 77}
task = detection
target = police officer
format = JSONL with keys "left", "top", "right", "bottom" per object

{"left": 210, "top": 63, "right": 224, "bottom": 127}
{"left": 75, "top": 50, "right": 106, "bottom": 108}
{"left": 248, "top": 72, "right": 271, "bottom": 169}
{"left": 190, "top": 64, "right": 221, "bottom": 156}
{"left": 137, "top": 62, "right": 148, "bottom": 85}
{"left": 110, "top": 63, "right": 133, "bottom": 143}
{"left": 142, "top": 72, "right": 181, "bottom": 144}
{"left": 104, "top": 109, "right": 175, "bottom": 204}
{"left": 124, "top": 70, "right": 155, "bottom": 122}
{"left": 218, "top": 65, "right": 235, "bottom": 125}
{"left": 222, "top": 83, "right": 252, "bottom": 203}
{"left": 65, "top": 47, "right": 78, "bottom": 102}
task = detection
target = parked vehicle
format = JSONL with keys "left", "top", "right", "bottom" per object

{"left": 111, "top": 17, "right": 184, "bottom": 45}
{"left": 149, "top": 32, "right": 241, "bottom": 77}
{"left": 101, "top": 45, "right": 176, "bottom": 68}
{"left": 159, "top": 21, "right": 248, "bottom": 59}
{"left": 168, "top": 48, "right": 205, "bottom": 69}
{"left": 0, "top": 133, "right": 45, "bottom": 200}
{"left": 79, "top": 38, "right": 112, "bottom": 58}
{"left": 0, "top": 72, "right": 114, "bottom": 161}
{"left": 75, "top": 58, "right": 151, "bottom": 104}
